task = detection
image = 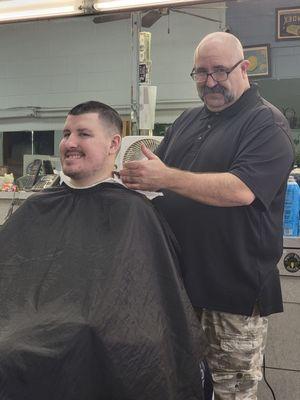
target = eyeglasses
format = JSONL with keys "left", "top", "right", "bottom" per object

{"left": 190, "top": 59, "right": 244, "bottom": 83}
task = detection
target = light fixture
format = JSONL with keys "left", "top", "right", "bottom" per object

{"left": 0, "top": 0, "right": 84, "bottom": 23}
{"left": 93, "top": 0, "right": 213, "bottom": 12}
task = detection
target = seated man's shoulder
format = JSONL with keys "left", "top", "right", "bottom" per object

{"left": 102, "top": 183, "right": 152, "bottom": 207}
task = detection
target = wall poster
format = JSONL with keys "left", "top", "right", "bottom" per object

{"left": 243, "top": 44, "right": 271, "bottom": 78}
{"left": 276, "top": 7, "right": 300, "bottom": 40}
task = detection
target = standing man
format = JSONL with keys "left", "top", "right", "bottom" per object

{"left": 120, "top": 32, "right": 294, "bottom": 399}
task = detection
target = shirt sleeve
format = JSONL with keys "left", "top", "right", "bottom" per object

{"left": 229, "top": 107, "right": 294, "bottom": 209}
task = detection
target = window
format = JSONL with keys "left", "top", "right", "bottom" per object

{"left": 2, "top": 131, "right": 54, "bottom": 179}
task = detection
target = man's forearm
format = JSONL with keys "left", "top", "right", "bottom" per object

{"left": 163, "top": 167, "right": 255, "bottom": 207}
{"left": 120, "top": 146, "right": 255, "bottom": 207}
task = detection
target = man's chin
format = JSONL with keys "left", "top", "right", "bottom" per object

{"left": 204, "top": 96, "right": 227, "bottom": 111}
{"left": 62, "top": 168, "right": 81, "bottom": 180}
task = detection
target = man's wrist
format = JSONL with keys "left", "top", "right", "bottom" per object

{"left": 162, "top": 166, "right": 178, "bottom": 191}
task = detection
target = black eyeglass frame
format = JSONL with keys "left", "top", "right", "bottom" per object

{"left": 190, "top": 59, "right": 244, "bottom": 83}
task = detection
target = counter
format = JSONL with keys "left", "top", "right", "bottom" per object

{"left": 258, "top": 236, "right": 300, "bottom": 399}
{"left": 0, "top": 191, "right": 32, "bottom": 225}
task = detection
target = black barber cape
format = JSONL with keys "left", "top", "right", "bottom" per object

{"left": 0, "top": 183, "right": 205, "bottom": 400}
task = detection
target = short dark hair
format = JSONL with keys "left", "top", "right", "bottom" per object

{"left": 68, "top": 101, "right": 123, "bottom": 134}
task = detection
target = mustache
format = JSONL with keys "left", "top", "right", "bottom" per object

{"left": 197, "top": 83, "right": 234, "bottom": 105}
{"left": 202, "top": 84, "right": 227, "bottom": 96}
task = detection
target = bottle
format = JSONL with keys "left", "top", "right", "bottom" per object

{"left": 290, "top": 166, "right": 300, "bottom": 186}
{"left": 283, "top": 175, "right": 300, "bottom": 236}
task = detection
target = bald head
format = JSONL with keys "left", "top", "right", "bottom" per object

{"left": 194, "top": 32, "right": 244, "bottom": 64}
{"left": 192, "top": 32, "right": 250, "bottom": 112}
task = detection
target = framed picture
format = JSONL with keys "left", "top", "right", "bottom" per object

{"left": 276, "top": 7, "right": 300, "bottom": 40}
{"left": 243, "top": 44, "right": 271, "bottom": 78}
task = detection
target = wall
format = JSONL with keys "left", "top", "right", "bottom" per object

{"left": 0, "top": 5, "right": 225, "bottom": 132}
{"left": 226, "top": 0, "right": 300, "bottom": 117}
{"left": 0, "top": 132, "right": 2, "bottom": 164}
{"left": 227, "top": 0, "right": 300, "bottom": 77}
{"left": 0, "top": 16, "right": 131, "bottom": 110}
{"left": 1, "top": 1, "right": 299, "bottom": 130}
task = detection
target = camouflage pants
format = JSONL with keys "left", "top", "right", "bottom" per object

{"left": 195, "top": 308, "right": 268, "bottom": 400}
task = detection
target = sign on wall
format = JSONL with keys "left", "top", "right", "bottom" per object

{"left": 276, "top": 7, "right": 300, "bottom": 40}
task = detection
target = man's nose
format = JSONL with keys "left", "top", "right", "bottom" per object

{"left": 65, "top": 133, "right": 78, "bottom": 146}
{"left": 205, "top": 74, "right": 218, "bottom": 87}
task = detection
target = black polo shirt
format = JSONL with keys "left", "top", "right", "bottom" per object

{"left": 154, "top": 85, "right": 294, "bottom": 316}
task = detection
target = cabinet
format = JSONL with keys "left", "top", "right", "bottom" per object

{"left": 258, "top": 237, "right": 300, "bottom": 400}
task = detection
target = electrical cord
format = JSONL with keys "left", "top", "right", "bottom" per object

{"left": 4, "top": 191, "right": 21, "bottom": 222}
{"left": 262, "top": 354, "right": 276, "bottom": 400}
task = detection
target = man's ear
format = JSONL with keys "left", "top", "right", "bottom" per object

{"left": 241, "top": 59, "right": 250, "bottom": 74}
{"left": 109, "top": 134, "right": 121, "bottom": 155}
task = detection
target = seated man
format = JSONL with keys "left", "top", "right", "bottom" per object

{"left": 0, "top": 101, "right": 206, "bottom": 400}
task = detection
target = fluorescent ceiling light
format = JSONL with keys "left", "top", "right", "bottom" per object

{"left": 0, "top": 0, "right": 83, "bottom": 22}
{"left": 94, "top": 0, "right": 204, "bottom": 12}
{"left": 0, "top": 0, "right": 66, "bottom": 8}
{"left": 0, "top": 7, "right": 78, "bottom": 21}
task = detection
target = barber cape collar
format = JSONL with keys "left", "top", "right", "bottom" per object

{"left": 59, "top": 170, "right": 163, "bottom": 200}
